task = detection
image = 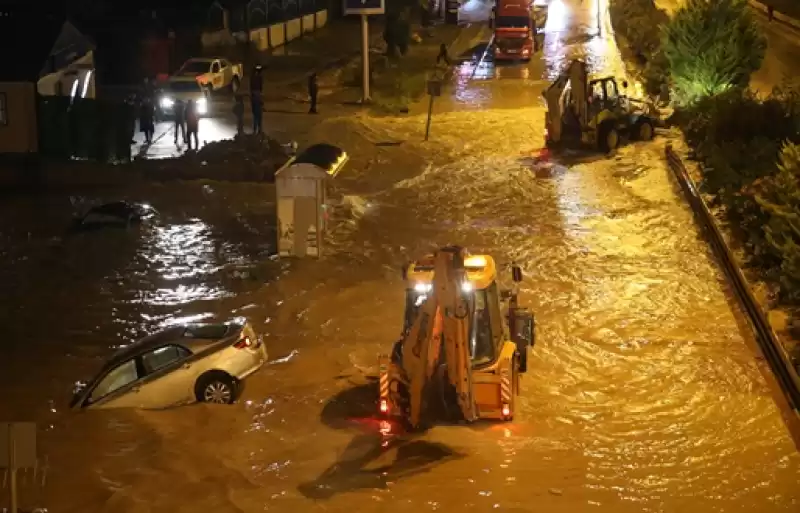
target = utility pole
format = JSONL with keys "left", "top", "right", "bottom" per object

{"left": 361, "top": 14, "right": 371, "bottom": 102}
{"left": 345, "top": 0, "right": 384, "bottom": 102}
{"left": 597, "top": 0, "right": 602, "bottom": 37}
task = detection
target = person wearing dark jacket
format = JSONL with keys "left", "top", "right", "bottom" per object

{"left": 308, "top": 73, "right": 318, "bottom": 114}
{"left": 250, "top": 65, "right": 264, "bottom": 134}
{"left": 173, "top": 99, "right": 186, "bottom": 145}
{"left": 140, "top": 98, "right": 155, "bottom": 144}
{"left": 233, "top": 95, "right": 245, "bottom": 135}
{"left": 185, "top": 100, "right": 200, "bottom": 150}
{"left": 436, "top": 43, "right": 451, "bottom": 66}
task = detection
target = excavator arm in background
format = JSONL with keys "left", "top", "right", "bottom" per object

{"left": 399, "top": 246, "right": 478, "bottom": 429}
{"left": 542, "top": 59, "right": 589, "bottom": 144}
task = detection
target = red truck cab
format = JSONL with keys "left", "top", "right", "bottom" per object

{"left": 493, "top": 0, "right": 534, "bottom": 61}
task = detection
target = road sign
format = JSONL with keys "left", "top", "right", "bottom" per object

{"left": 344, "top": 0, "right": 385, "bottom": 15}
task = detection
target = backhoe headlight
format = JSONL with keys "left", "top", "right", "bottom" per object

{"left": 196, "top": 97, "right": 208, "bottom": 114}
{"left": 160, "top": 97, "right": 174, "bottom": 108}
{"left": 461, "top": 281, "right": 474, "bottom": 293}
{"left": 414, "top": 283, "right": 432, "bottom": 293}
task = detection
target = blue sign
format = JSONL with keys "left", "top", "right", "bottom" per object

{"left": 344, "top": 0, "right": 385, "bottom": 15}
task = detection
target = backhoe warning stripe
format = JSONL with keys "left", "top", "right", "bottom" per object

{"left": 380, "top": 373, "right": 389, "bottom": 398}
{"left": 500, "top": 369, "right": 511, "bottom": 402}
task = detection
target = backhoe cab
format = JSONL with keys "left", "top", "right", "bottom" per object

{"left": 378, "top": 246, "right": 535, "bottom": 430}
{"left": 543, "top": 59, "right": 659, "bottom": 153}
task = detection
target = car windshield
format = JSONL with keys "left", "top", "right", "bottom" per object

{"left": 496, "top": 16, "right": 530, "bottom": 28}
{"left": 179, "top": 61, "right": 210, "bottom": 74}
{"left": 183, "top": 324, "right": 231, "bottom": 339}
{"left": 167, "top": 81, "right": 202, "bottom": 93}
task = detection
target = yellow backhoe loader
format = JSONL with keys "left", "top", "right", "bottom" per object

{"left": 378, "top": 246, "right": 535, "bottom": 430}
{"left": 543, "top": 59, "right": 660, "bottom": 153}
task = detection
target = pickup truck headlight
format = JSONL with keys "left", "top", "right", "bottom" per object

{"left": 160, "top": 97, "right": 174, "bottom": 109}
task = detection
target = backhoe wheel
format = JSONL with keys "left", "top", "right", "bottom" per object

{"left": 517, "top": 344, "right": 528, "bottom": 373}
{"left": 598, "top": 122, "right": 619, "bottom": 153}
{"left": 636, "top": 119, "right": 654, "bottom": 141}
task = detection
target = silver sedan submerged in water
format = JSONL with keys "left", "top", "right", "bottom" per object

{"left": 71, "top": 318, "right": 267, "bottom": 410}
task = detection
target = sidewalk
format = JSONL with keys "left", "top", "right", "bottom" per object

{"left": 245, "top": 18, "right": 385, "bottom": 98}
{"left": 134, "top": 21, "right": 384, "bottom": 159}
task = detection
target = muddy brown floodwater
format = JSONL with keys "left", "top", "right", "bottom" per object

{"left": 2, "top": 0, "right": 800, "bottom": 511}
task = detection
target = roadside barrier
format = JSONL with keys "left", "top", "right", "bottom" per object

{"left": 665, "top": 143, "right": 800, "bottom": 415}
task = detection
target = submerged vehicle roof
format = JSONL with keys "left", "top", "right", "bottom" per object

{"left": 101, "top": 318, "right": 248, "bottom": 371}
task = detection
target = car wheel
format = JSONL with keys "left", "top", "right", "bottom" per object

{"left": 197, "top": 373, "right": 237, "bottom": 404}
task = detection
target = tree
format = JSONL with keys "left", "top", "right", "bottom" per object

{"left": 662, "top": 0, "right": 765, "bottom": 105}
{"left": 754, "top": 143, "right": 800, "bottom": 301}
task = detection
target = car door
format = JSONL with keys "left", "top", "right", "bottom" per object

{"left": 211, "top": 61, "right": 223, "bottom": 89}
{"left": 132, "top": 344, "right": 196, "bottom": 408}
{"left": 219, "top": 59, "right": 231, "bottom": 85}
{"left": 85, "top": 358, "right": 145, "bottom": 409}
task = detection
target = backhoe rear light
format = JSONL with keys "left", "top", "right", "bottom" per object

{"left": 234, "top": 336, "right": 253, "bottom": 349}
{"left": 380, "top": 399, "right": 389, "bottom": 414}
{"left": 502, "top": 404, "right": 511, "bottom": 417}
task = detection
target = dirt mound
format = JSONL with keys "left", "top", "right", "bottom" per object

{"left": 140, "top": 135, "right": 293, "bottom": 182}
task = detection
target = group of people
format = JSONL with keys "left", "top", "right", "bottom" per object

{"left": 135, "top": 64, "right": 321, "bottom": 149}
{"left": 169, "top": 99, "right": 201, "bottom": 150}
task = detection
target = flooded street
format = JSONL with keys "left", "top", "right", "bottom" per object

{"left": 1, "top": 0, "right": 799, "bottom": 511}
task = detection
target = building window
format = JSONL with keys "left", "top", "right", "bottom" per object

{"left": 0, "top": 93, "right": 6, "bottom": 125}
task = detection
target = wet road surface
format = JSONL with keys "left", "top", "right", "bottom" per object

{"left": 2, "top": 0, "right": 800, "bottom": 511}
{"left": 750, "top": 7, "right": 800, "bottom": 94}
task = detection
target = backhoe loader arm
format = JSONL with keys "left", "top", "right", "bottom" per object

{"left": 399, "top": 246, "right": 478, "bottom": 429}
{"left": 543, "top": 59, "right": 589, "bottom": 143}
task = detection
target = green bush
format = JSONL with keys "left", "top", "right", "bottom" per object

{"left": 747, "top": 144, "right": 800, "bottom": 301}
{"left": 678, "top": 87, "right": 800, "bottom": 306}
{"left": 662, "top": 0, "right": 765, "bottom": 105}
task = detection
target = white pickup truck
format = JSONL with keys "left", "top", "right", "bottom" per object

{"left": 175, "top": 58, "right": 244, "bottom": 94}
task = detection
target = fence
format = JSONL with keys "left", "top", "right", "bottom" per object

{"left": 37, "top": 96, "right": 134, "bottom": 163}
{"left": 202, "top": 0, "right": 330, "bottom": 51}
{"left": 664, "top": 143, "right": 800, "bottom": 420}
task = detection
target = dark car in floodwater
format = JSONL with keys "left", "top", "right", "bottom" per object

{"left": 74, "top": 201, "right": 157, "bottom": 229}
{"left": 70, "top": 318, "right": 267, "bottom": 410}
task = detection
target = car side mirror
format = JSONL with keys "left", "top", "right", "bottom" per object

{"left": 511, "top": 264, "right": 523, "bottom": 283}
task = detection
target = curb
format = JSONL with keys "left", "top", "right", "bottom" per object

{"left": 749, "top": 0, "right": 800, "bottom": 32}
{"left": 664, "top": 143, "right": 800, "bottom": 432}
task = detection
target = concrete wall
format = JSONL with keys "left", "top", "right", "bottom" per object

{"left": 201, "top": 9, "right": 330, "bottom": 51}
{"left": 0, "top": 82, "right": 38, "bottom": 154}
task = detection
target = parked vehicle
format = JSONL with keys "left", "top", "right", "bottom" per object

{"left": 493, "top": 0, "right": 535, "bottom": 61}
{"left": 158, "top": 78, "right": 210, "bottom": 118}
{"left": 74, "top": 201, "right": 157, "bottom": 230}
{"left": 175, "top": 57, "right": 243, "bottom": 94}
{"left": 70, "top": 318, "right": 267, "bottom": 410}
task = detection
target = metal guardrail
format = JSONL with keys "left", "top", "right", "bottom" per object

{"left": 665, "top": 143, "right": 800, "bottom": 415}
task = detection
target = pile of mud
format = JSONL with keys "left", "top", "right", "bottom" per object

{"left": 140, "top": 135, "right": 293, "bottom": 182}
